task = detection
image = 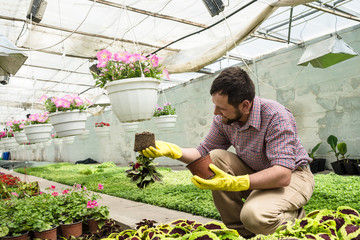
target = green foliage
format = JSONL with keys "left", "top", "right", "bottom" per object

{"left": 260, "top": 206, "right": 360, "bottom": 240}
{"left": 153, "top": 103, "right": 176, "bottom": 117}
{"left": 125, "top": 155, "right": 163, "bottom": 189}
{"left": 14, "top": 164, "right": 360, "bottom": 221}
{"left": 308, "top": 142, "right": 321, "bottom": 160}
{"left": 327, "top": 135, "right": 340, "bottom": 160}
{"left": 103, "top": 219, "right": 246, "bottom": 240}
{"left": 337, "top": 142, "right": 349, "bottom": 160}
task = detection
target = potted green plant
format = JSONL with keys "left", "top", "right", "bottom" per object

{"left": 7, "top": 119, "right": 28, "bottom": 145}
{"left": 327, "top": 135, "right": 353, "bottom": 175}
{"left": 337, "top": 142, "right": 358, "bottom": 175}
{"left": 85, "top": 199, "right": 110, "bottom": 234}
{"left": 94, "top": 122, "right": 111, "bottom": 138}
{"left": 40, "top": 94, "right": 91, "bottom": 138}
{"left": 1, "top": 129, "right": 18, "bottom": 151}
{"left": 23, "top": 112, "right": 52, "bottom": 143}
{"left": 90, "top": 50, "right": 169, "bottom": 123}
{"left": 308, "top": 142, "right": 321, "bottom": 173}
{"left": 153, "top": 102, "right": 177, "bottom": 131}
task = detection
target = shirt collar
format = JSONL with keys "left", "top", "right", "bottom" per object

{"left": 234, "top": 96, "right": 261, "bottom": 131}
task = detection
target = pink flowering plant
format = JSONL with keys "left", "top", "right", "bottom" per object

{"left": 6, "top": 119, "right": 26, "bottom": 132}
{"left": 91, "top": 50, "right": 170, "bottom": 88}
{"left": 40, "top": 94, "right": 91, "bottom": 113}
{"left": 153, "top": 102, "right": 176, "bottom": 117}
{"left": 47, "top": 183, "right": 109, "bottom": 224}
{"left": 0, "top": 130, "right": 14, "bottom": 138}
{"left": 25, "top": 112, "right": 50, "bottom": 125}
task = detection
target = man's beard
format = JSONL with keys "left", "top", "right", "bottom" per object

{"left": 222, "top": 109, "right": 242, "bottom": 125}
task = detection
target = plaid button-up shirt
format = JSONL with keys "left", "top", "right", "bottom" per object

{"left": 196, "top": 96, "right": 310, "bottom": 171}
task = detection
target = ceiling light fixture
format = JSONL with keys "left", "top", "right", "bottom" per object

{"left": 202, "top": 0, "right": 225, "bottom": 17}
{"left": 297, "top": 35, "right": 359, "bottom": 68}
{"left": 26, "top": 0, "right": 48, "bottom": 23}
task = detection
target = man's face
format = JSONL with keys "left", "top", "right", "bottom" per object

{"left": 212, "top": 93, "right": 243, "bottom": 125}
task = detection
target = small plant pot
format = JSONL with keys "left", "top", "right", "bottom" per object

{"left": 186, "top": 154, "right": 215, "bottom": 179}
{"left": 316, "top": 158, "right": 326, "bottom": 172}
{"left": 60, "top": 221, "right": 83, "bottom": 239}
{"left": 33, "top": 226, "right": 57, "bottom": 240}
{"left": 353, "top": 162, "right": 360, "bottom": 176}
{"left": 309, "top": 159, "right": 319, "bottom": 173}
{"left": 87, "top": 219, "right": 100, "bottom": 234}
{"left": 331, "top": 160, "right": 346, "bottom": 175}
{"left": 343, "top": 159, "right": 359, "bottom": 175}
{"left": 2, "top": 232, "right": 29, "bottom": 240}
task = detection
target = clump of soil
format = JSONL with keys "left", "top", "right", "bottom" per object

{"left": 134, "top": 131, "right": 156, "bottom": 151}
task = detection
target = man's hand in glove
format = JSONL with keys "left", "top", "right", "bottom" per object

{"left": 141, "top": 140, "right": 182, "bottom": 159}
{"left": 191, "top": 164, "right": 250, "bottom": 191}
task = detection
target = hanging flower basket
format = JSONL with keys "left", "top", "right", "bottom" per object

{"left": 13, "top": 131, "right": 28, "bottom": 145}
{"left": 122, "top": 122, "right": 139, "bottom": 132}
{"left": 77, "top": 130, "right": 90, "bottom": 140}
{"left": 24, "top": 124, "right": 52, "bottom": 144}
{"left": 49, "top": 110, "right": 87, "bottom": 137}
{"left": 154, "top": 115, "right": 177, "bottom": 131}
{"left": 104, "top": 78, "right": 160, "bottom": 122}
{"left": 2, "top": 137, "right": 18, "bottom": 150}
{"left": 94, "top": 127, "right": 110, "bottom": 138}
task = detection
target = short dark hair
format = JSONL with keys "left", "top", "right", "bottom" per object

{"left": 210, "top": 67, "right": 255, "bottom": 108}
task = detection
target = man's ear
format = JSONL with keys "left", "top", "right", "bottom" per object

{"left": 239, "top": 100, "right": 252, "bottom": 114}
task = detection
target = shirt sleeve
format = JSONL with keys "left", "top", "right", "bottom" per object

{"left": 196, "top": 115, "right": 232, "bottom": 156}
{"left": 265, "top": 113, "right": 297, "bottom": 170}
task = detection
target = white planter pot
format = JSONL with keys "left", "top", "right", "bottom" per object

{"left": 24, "top": 145, "right": 32, "bottom": 150}
{"left": 2, "top": 138, "right": 19, "bottom": 150}
{"left": 122, "top": 122, "right": 139, "bottom": 132}
{"left": 154, "top": 115, "right": 177, "bottom": 131}
{"left": 13, "top": 131, "right": 28, "bottom": 144}
{"left": 49, "top": 110, "right": 87, "bottom": 137}
{"left": 63, "top": 136, "right": 75, "bottom": 145}
{"left": 94, "top": 127, "right": 110, "bottom": 137}
{"left": 77, "top": 130, "right": 90, "bottom": 140}
{"left": 53, "top": 138, "right": 63, "bottom": 145}
{"left": 24, "top": 124, "right": 52, "bottom": 143}
{"left": 105, "top": 78, "right": 160, "bottom": 122}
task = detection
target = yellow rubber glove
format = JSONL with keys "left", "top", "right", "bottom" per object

{"left": 191, "top": 164, "right": 250, "bottom": 191}
{"left": 141, "top": 140, "right": 182, "bottom": 159}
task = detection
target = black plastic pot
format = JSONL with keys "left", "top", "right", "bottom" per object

{"left": 353, "top": 161, "right": 360, "bottom": 176}
{"left": 316, "top": 158, "right": 326, "bottom": 172}
{"left": 331, "top": 160, "right": 346, "bottom": 175}
{"left": 343, "top": 159, "right": 359, "bottom": 175}
{"left": 309, "top": 159, "right": 319, "bottom": 173}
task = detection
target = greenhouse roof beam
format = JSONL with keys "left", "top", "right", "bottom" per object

{"left": 91, "top": 0, "right": 208, "bottom": 28}
{"left": 0, "top": 15, "right": 180, "bottom": 53}
{"left": 304, "top": 3, "right": 360, "bottom": 22}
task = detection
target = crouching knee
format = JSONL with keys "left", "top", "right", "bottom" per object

{"left": 240, "top": 203, "right": 280, "bottom": 235}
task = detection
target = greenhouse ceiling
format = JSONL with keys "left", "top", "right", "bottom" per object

{"left": 0, "top": 0, "right": 359, "bottom": 126}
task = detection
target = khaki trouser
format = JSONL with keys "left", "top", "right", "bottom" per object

{"left": 209, "top": 149, "right": 315, "bottom": 237}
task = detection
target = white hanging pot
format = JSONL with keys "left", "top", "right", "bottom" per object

{"left": 77, "top": 130, "right": 90, "bottom": 140}
{"left": 154, "top": 115, "right": 177, "bottom": 131}
{"left": 2, "top": 137, "right": 19, "bottom": 150}
{"left": 49, "top": 110, "right": 88, "bottom": 137}
{"left": 13, "top": 131, "right": 28, "bottom": 144}
{"left": 94, "top": 127, "right": 110, "bottom": 138}
{"left": 104, "top": 78, "right": 160, "bottom": 122}
{"left": 122, "top": 122, "right": 139, "bottom": 132}
{"left": 63, "top": 136, "right": 75, "bottom": 145}
{"left": 24, "top": 124, "right": 52, "bottom": 143}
